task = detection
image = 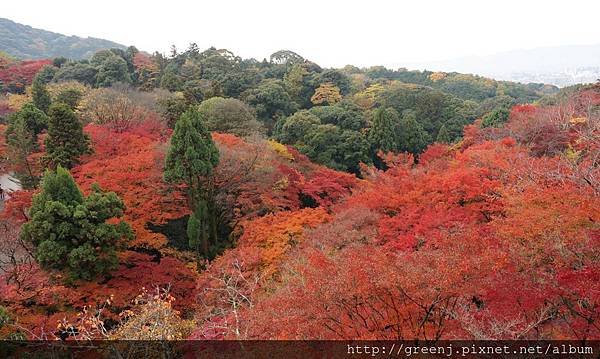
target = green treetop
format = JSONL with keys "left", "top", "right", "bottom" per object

{"left": 20, "top": 166, "right": 133, "bottom": 281}
{"left": 197, "top": 97, "right": 263, "bottom": 137}
{"left": 164, "top": 109, "right": 220, "bottom": 261}
{"left": 6, "top": 102, "right": 48, "bottom": 140}
{"left": 436, "top": 123, "right": 452, "bottom": 144}
{"left": 164, "top": 108, "right": 219, "bottom": 191}
{"left": 45, "top": 103, "right": 91, "bottom": 169}
{"left": 481, "top": 107, "right": 510, "bottom": 128}
{"left": 31, "top": 76, "right": 51, "bottom": 114}
{"left": 5, "top": 115, "right": 38, "bottom": 188}
{"left": 368, "top": 107, "right": 400, "bottom": 154}
{"left": 398, "top": 110, "right": 431, "bottom": 155}
{"left": 95, "top": 54, "right": 131, "bottom": 87}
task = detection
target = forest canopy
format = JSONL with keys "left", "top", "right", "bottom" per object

{"left": 0, "top": 39, "right": 597, "bottom": 345}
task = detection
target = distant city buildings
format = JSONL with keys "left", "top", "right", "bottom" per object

{"left": 498, "top": 67, "right": 600, "bottom": 87}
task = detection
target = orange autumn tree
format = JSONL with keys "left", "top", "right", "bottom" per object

{"left": 193, "top": 207, "right": 331, "bottom": 339}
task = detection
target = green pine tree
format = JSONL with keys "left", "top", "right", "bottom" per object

{"left": 6, "top": 102, "right": 48, "bottom": 139}
{"left": 164, "top": 109, "right": 219, "bottom": 261}
{"left": 4, "top": 102, "right": 49, "bottom": 188}
{"left": 31, "top": 77, "right": 51, "bottom": 114}
{"left": 45, "top": 103, "right": 91, "bottom": 169}
{"left": 398, "top": 110, "right": 431, "bottom": 155}
{"left": 164, "top": 108, "right": 219, "bottom": 186}
{"left": 20, "top": 166, "right": 133, "bottom": 281}
{"left": 436, "top": 124, "right": 452, "bottom": 144}
{"left": 481, "top": 107, "right": 510, "bottom": 128}
{"left": 368, "top": 107, "right": 400, "bottom": 154}
{"left": 5, "top": 116, "right": 38, "bottom": 189}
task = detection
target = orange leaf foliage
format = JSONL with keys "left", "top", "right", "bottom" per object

{"left": 197, "top": 86, "right": 600, "bottom": 340}
{"left": 72, "top": 122, "right": 188, "bottom": 249}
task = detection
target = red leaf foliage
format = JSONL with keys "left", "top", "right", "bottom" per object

{"left": 72, "top": 122, "right": 188, "bottom": 249}
{"left": 0, "top": 251, "right": 197, "bottom": 338}
{"left": 193, "top": 86, "right": 600, "bottom": 340}
{"left": 0, "top": 60, "right": 52, "bottom": 93}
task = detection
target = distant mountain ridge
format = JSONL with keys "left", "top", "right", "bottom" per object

{"left": 406, "top": 44, "right": 600, "bottom": 87}
{"left": 0, "top": 17, "right": 127, "bottom": 60}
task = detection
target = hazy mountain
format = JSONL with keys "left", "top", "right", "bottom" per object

{"left": 0, "top": 17, "right": 127, "bottom": 60}
{"left": 406, "top": 44, "right": 600, "bottom": 87}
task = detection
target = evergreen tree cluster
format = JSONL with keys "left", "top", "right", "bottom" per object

{"left": 21, "top": 167, "right": 133, "bottom": 281}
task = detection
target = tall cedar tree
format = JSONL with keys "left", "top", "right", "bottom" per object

{"left": 164, "top": 109, "right": 219, "bottom": 260}
{"left": 4, "top": 102, "right": 48, "bottom": 188}
{"left": 20, "top": 166, "right": 133, "bottom": 281}
{"left": 5, "top": 115, "right": 38, "bottom": 188}
{"left": 436, "top": 124, "right": 452, "bottom": 144}
{"left": 31, "top": 76, "right": 51, "bottom": 114}
{"left": 398, "top": 110, "right": 430, "bottom": 155}
{"left": 368, "top": 107, "right": 400, "bottom": 154}
{"left": 45, "top": 103, "right": 91, "bottom": 169}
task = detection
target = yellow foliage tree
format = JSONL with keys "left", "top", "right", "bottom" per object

{"left": 0, "top": 51, "right": 15, "bottom": 67}
{"left": 311, "top": 82, "right": 342, "bottom": 105}
{"left": 267, "top": 140, "right": 294, "bottom": 161}
{"left": 7, "top": 93, "right": 30, "bottom": 111}
{"left": 109, "top": 287, "right": 193, "bottom": 340}
{"left": 56, "top": 287, "right": 192, "bottom": 343}
{"left": 353, "top": 83, "right": 385, "bottom": 109}
{"left": 429, "top": 71, "right": 447, "bottom": 82}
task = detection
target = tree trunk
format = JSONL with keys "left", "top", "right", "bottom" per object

{"left": 201, "top": 215, "right": 209, "bottom": 259}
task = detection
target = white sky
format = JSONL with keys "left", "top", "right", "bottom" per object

{"left": 3, "top": 0, "right": 600, "bottom": 68}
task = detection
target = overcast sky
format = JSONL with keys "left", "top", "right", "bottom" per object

{"left": 3, "top": 0, "right": 600, "bottom": 68}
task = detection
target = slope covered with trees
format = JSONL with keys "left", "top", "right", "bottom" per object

{"left": 0, "top": 41, "right": 596, "bottom": 342}
{"left": 0, "top": 18, "right": 127, "bottom": 60}
{"left": 192, "top": 84, "right": 600, "bottom": 340}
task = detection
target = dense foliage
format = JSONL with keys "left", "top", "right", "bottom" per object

{"left": 164, "top": 108, "right": 220, "bottom": 260}
{"left": 45, "top": 103, "right": 91, "bottom": 168}
{"left": 20, "top": 167, "right": 133, "bottom": 280}
{"left": 192, "top": 83, "right": 600, "bottom": 340}
{"left": 1, "top": 42, "right": 559, "bottom": 174}
{"left": 0, "top": 39, "right": 596, "bottom": 342}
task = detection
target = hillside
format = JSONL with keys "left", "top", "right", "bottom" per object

{"left": 0, "top": 84, "right": 598, "bottom": 341}
{"left": 0, "top": 39, "right": 597, "bottom": 345}
{"left": 0, "top": 17, "right": 127, "bottom": 60}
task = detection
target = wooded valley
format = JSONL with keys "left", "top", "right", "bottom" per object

{"left": 0, "top": 42, "right": 598, "bottom": 341}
